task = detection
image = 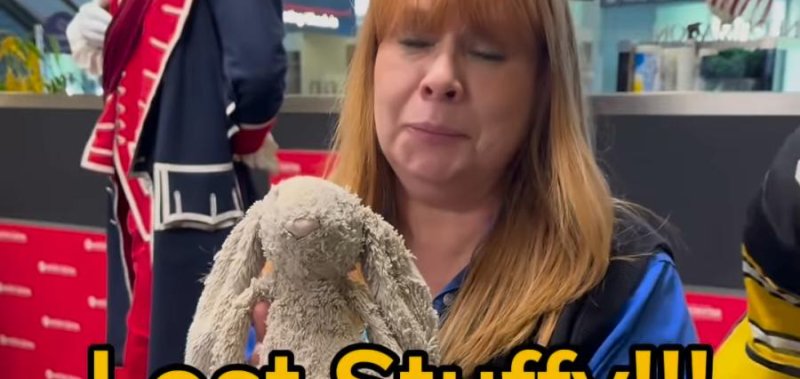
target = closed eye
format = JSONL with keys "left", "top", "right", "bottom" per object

{"left": 399, "top": 38, "right": 433, "bottom": 49}
{"left": 471, "top": 50, "right": 506, "bottom": 62}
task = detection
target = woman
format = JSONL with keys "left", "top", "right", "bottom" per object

{"left": 252, "top": 0, "right": 697, "bottom": 376}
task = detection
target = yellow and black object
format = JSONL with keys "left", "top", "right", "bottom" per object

{"left": 715, "top": 126, "right": 800, "bottom": 378}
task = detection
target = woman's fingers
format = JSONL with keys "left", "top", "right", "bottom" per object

{"left": 250, "top": 300, "right": 270, "bottom": 365}
{"left": 252, "top": 301, "right": 269, "bottom": 341}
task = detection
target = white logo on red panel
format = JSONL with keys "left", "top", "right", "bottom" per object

{"left": 0, "top": 282, "right": 33, "bottom": 298}
{"left": 688, "top": 304, "right": 724, "bottom": 322}
{"left": 0, "top": 230, "right": 28, "bottom": 244}
{"left": 41, "top": 316, "right": 81, "bottom": 333}
{"left": 0, "top": 334, "right": 36, "bottom": 350}
{"left": 83, "top": 238, "right": 106, "bottom": 253}
{"left": 45, "top": 370, "right": 81, "bottom": 379}
{"left": 279, "top": 162, "right": 302, "bottom": 175}
{"left": 37, "top": 261, "right": 78, "bottom": 277}
{"left": 88, "top": 296, "right": 107, "bottom": 310}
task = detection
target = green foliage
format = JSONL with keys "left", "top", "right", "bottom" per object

{"left": 700, "top": 48, "right": 770, "bottom": 79}
{"left": 0, "top": 29, "right": 72, "bottom": 94}
{"left": 43, "top": 34, "right": 70, "bottom": 93}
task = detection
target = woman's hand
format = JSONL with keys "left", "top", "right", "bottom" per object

{"left": 249, "top": 300, "right": 270, "bottom": 365}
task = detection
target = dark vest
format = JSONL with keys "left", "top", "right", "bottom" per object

{"left": 480, "top": 207, "right": 679, "bottom": 373}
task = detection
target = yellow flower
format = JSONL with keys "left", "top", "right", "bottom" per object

{"left": 0, "top": 35, "right": 45, "bottom": 93}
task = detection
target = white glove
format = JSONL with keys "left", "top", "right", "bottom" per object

{"left": 67, "top": 0, "right": 111, "bottom": 48}
{"left": 66, "top": 0, "right": 111, "bottom": 77}
{"left": 236, "top": 132, "right": 280, "bottom": 176}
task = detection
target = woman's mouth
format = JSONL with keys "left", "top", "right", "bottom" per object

{"left": 405, "top": 122, "right": 468, "bottom": 139}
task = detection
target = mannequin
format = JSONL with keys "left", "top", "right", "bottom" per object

{"left": 66, "top": 0, "right": 287, "bottom": 378}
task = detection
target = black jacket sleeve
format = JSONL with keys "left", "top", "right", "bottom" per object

{"left": 743, "top": 125, "right": 800, "bottom": 295}
{"left": 207, "top": 0, "right": 287, "bottom": 126}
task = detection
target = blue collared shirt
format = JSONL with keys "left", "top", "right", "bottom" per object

{"left": 431, "top": 251, "right": 698, "bottom": 378}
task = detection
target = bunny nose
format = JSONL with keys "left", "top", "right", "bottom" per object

{"left": 286, "top": 218, "right": 319, "bottom": 238}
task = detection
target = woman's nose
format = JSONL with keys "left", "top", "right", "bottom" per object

{"left": 422, "top": 84, "right": 461, "bottom": 101}
{"left": 420, "top": 53, "right": 464, "bottom": 102}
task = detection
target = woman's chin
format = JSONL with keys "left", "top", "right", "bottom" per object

{"left": 396, "top": 161, "right": 462, "bottom": 186}
{"left": 383, "top": 146, "right": 470, "bottom": 186}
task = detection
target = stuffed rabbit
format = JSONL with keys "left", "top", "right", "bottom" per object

{"left": 184, "top": 176, "right": 441, "bottom": 377}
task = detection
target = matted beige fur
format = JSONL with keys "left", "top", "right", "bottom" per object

{"left": 184, "top": 176, "right": 441, "bottom": 378}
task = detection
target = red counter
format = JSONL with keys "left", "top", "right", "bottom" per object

{"left": 0, "top": 221, "right": 107, "bottom": 379}
{"left": 0, "top": 150, "right": 749, "bottom": 378}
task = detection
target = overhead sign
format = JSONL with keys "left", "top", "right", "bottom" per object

{"left": 283, "top": 0, "right": 356, "bottom": 37}
{"left": 601, "top": 0, "right": 698, "bottom": 6}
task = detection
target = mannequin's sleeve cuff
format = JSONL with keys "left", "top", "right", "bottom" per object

{"left": 232, "top": 118, "right": 277, "bottom": 155}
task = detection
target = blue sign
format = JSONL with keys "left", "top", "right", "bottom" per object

{"left": 283, "top": 0, "right": 356, "bottom": 37}
{"left": 43, "top": 12, "right": 74, "bottom": 54}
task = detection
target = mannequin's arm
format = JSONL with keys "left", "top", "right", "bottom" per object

{"left": 207, "top": 0, "right": 288, "bottom": 156}
{"left": 65, "top": 0, "right": 111, "bottom": 77}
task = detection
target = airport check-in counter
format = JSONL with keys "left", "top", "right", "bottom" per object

{"left": 3, "top": 92, "right": 800, "bottom": 289}
{"left": 3, "top": 92, "right": 800, "bottom": 288}
{"left": 0, "top": 93, "right": 798, "bottom": 372}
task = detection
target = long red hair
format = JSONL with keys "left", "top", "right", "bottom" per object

{"left": 326, "top": 0, "right": 615, "bottom": 374}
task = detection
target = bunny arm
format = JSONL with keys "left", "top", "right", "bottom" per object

{"left": 185, "top": 198, "right": 272, "bottom": 374}
{"left": 260, "top": 283, "right": 368, "bottom": 379}
{"left": 211, "top": 277, "right": 267, "bottom": 370}
{"left": 345, "top": 283, "right": 402, "bottom": 355}
{"left": 360, "top": 208, "right": 442, "bottom": 363}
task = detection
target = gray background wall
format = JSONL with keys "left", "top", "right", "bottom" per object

{"left": 1, "top": 104, "right": 798, "bottom": 290}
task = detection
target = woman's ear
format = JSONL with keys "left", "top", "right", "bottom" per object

{"left": 184, "top": 198, "right": 271, "bottom": 374}
{"left": 359, "top": 207, "right": 441, "bottom": 362}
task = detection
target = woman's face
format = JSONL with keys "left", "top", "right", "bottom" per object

{"left": 373, "top": 4, "right": 538, "bottom": 195}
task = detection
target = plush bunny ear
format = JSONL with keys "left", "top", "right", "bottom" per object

{"left": 184, "top": 197, "right": 273, "bottom": 374}
{"left": 359, "top": 206, "right": 441, "bottom": 363}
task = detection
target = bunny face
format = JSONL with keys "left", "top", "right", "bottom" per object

{"left": 184, "top": 175, "right": 441, "bottom": 374}
{"left": 262, "top": 176, "right": 369, "bottom": 282}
